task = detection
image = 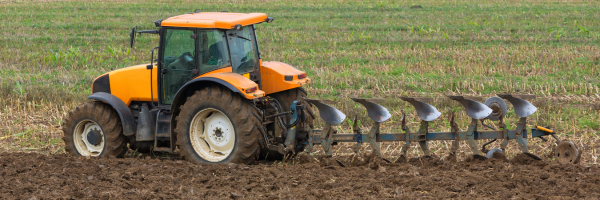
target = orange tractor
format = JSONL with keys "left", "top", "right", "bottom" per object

{"left": 63, "top": 12, "right": 313, "bottom": 164}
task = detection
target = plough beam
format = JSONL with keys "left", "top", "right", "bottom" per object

{"left": 309, "top": 128, "right": 545, "bottom": 143}
{"left": 304, "top": 94, "right": 571, "bottom": 163}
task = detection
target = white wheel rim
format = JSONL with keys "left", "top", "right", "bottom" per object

{"left": 190, "top": 108, "right": 235, "bottom": 162}
{"left": 73, "top": 120, "right": 105, "bottom": 156}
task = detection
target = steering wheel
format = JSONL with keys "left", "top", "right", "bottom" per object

{"left": 180, "top": 52, "right": 195, "bottom": 69}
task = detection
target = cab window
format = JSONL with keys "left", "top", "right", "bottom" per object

{"left": 199, "top": 30, "right": 230, "bottom": 74}
{"left": 226, "top": 26, "right": 258, "bottom": 74}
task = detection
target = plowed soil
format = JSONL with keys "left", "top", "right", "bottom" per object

{"left": 1, "top": 152, "right": 599, "bottom": 199}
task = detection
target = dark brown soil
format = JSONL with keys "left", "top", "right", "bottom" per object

{"left": 1, "top": 152, "right": 599, "bottom": 199}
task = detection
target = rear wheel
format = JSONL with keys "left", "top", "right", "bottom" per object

{"left": 62, "top": 102, "right": 128, "bottom": 157}
{"left": 270, "top": 88, "right": 314, "bottom": 152}
{"left": 175, "top": 86, "right": 263, "bottom": 164}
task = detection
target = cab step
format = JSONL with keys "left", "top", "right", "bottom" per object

{"left": 154, "top": 110, "right": 173, "bottom": 153}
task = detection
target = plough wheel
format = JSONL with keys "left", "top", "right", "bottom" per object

{"left": 555, "top": 141, "right": 582, "bottom": 164}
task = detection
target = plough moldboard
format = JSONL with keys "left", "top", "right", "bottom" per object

{"left": 301, "top": 94, "right": 582, "bottom": 164}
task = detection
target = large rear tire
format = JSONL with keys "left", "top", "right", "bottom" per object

{"left": 175, "top": 86, "right": 263, "bottom": 164}
{"left": 62, "top": 102, "right": 128, "bottom": 158}
{"left": 270, "top": 88, "right": 314, "bottom": 152}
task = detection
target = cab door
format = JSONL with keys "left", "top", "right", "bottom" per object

{"left": 160, "top": 28, "right": 197, "bottom": 104}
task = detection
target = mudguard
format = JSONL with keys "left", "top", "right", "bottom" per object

{"left": 88, "top": 92, "right": 136, "bottom": 137}
{"left": 171, "top": 77, "right": 242, "bottom": 112}
{"left": 260, "top": 61, "right": 310, "bottom": 95}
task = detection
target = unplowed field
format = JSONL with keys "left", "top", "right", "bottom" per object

{"left": 1, "top": 152, "right": 598, "bottom": 199}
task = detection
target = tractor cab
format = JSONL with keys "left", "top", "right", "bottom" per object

{"left": 131, "top": 12, "right": 273, "bottom": 104}
{"left": 158, "top": 26, "right": 260, "bottom": 104}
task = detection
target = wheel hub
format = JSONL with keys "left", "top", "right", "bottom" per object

{"left": 204, "top": 114, "right": 233, "bottom": 152}
{"left": 86, "top": 129, "right": 102, "bottom": 146}
{"left": 213, "top": 127, "right": 224, "bottom": 139}
{"left": 74, "top": 120, "right": 105, "bottom": 156}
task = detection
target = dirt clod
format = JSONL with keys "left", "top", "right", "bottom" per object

{"left": 491, "top": 151, "right": 507, "bottom": 160}
{"left": 318, "top": 156, "right": 343, "bottom": 168}
{"left": 511, "top": 153, "right": 545, "bottom": 165}
{"left": 295, "top": 153, "right": 315, "bottom": 164}
{"left": 408, "top": 155, "right": 444, "bottom": 168}
{"left": 444, "top": 153, "right": 457, "bottom": 163}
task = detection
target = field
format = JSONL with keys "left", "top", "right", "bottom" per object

{"left": 1, "top": 0, "right": 600, "bottom": 198}
{"left": 2, "top": 152, "right": 600, "bottom": 199}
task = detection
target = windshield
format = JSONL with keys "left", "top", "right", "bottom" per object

{"left": 226, "top": 26, "right": 258, "bottom": 74}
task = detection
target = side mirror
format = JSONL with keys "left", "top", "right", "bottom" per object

{"left": 130, "top": 25, "right": 137, "bottom": 48}
{"left": 265, "top": 17, "right": 274, "bottom": 23}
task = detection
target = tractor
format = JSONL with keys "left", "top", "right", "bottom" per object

{"left": 63, "top": 12, "right": 314, "bottom": 164}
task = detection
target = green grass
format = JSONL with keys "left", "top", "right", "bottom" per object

{"left": 0, "top": 0, "right": 599, "bottom": 163}
{"left": 1, "top": 0, "right": 599, "bottom": 100}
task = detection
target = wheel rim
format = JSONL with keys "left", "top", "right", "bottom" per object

{"left": 190, "top": 108, "right": 235, "bottom": 162}
{"left": 73, "top": 120, "right": 105, "bottom": 156}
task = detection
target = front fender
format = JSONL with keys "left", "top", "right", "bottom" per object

{"left": 88, "top": 92, "right": 136, "bottom": 137}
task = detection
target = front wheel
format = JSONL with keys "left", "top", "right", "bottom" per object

{"left": 62, "top": 102, "right": 128, "bottom": 157}
{"left": 175, "top": 86, "right": 263, "bottom": 164}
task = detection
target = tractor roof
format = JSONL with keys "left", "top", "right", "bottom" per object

{"left": 160, "top": 12, "right": 268, "bottom": 29}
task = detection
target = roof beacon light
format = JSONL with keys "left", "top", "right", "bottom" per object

{"left": 153, "top": 19, "right": 162, "bottom": 27}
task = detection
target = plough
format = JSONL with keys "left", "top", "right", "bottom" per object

{"left": 301, "top": 94, "right": 581, "bottom": 164}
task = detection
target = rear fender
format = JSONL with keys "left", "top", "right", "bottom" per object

{"left": 88, "top": 92, "right": 136, "bottom": 137}
{"left": 170, "top": 74, "right": 265, "bottom": 142}
{"left": 171, "top": 73, "right": 265, "bottom": 111}
{"left": 171, "top": 77, "right": 244, "bottom": 113}
{"left": 260, "top": 61, "right": 310, "bottom": 95}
